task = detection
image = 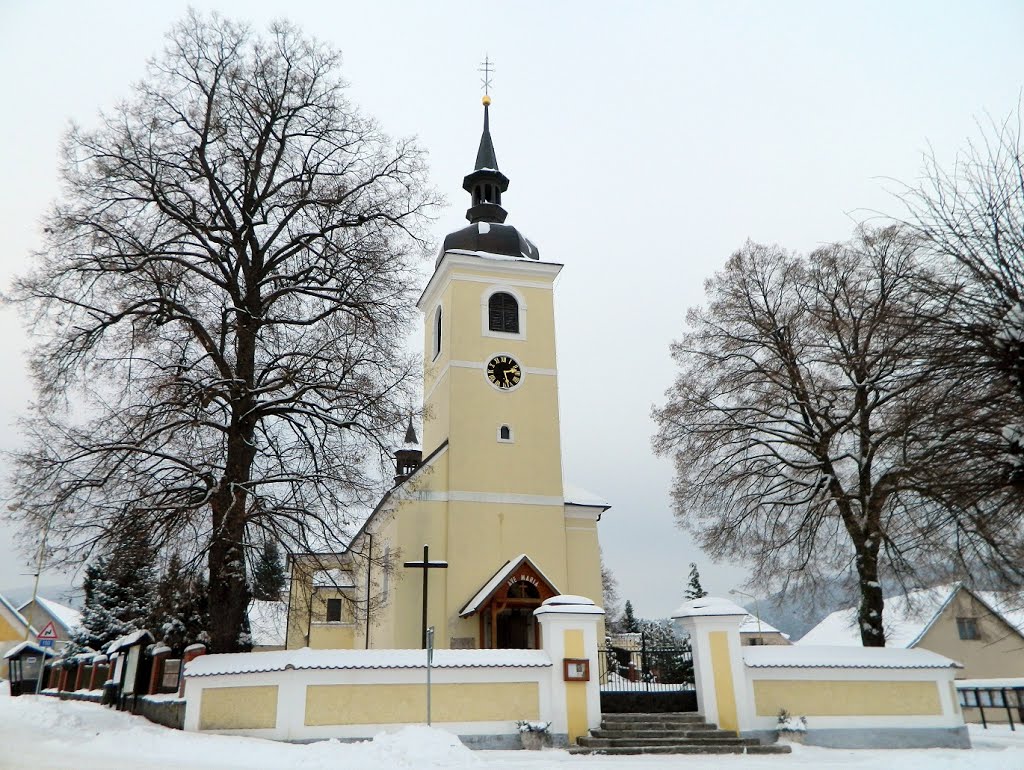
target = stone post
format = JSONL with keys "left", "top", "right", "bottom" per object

{"left": 179, "top": 644, "right": 207, "bottom": 698}
{"left": 673, "top": 597, "right": 750, "bottom": 734}
{"left": 536, "top": 595, "right": 605, "bottom": 747}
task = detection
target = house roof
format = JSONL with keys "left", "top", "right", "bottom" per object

{"left": 458, "top": 554, "right": 560, "bottom": 618}
{"left": 0, "top": 594, "right": 35, "bottom": 637}
{"left": 562, "top": 482, "right": 611, "bottom": 511}
{"left": 3, "top": 640, "right": 56, "bottom": 660}
{"left": 798, "top": 583, "right": 1024, "bottom": 647}
{"left": 18, "top": 596, "right": 82, "bottom": 635}
{"left": 738, "top": 613, "right": 788, "bottom": 638}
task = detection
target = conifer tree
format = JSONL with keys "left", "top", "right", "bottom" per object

{"left": 622, "top": 600, "right": 640, "bottom": 633}
{"left": 74, "top": 530, "right": 157, "bottom": 650}
{"left": 151, "top": 553, "right": 210, "bottom": 654}
{"left": 251, "top": 541, "right": 287, "bottom": 602}
{"left": 684, "top": 563, "right": 708, "bottom": 601}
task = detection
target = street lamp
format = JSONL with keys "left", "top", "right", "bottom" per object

{"left": 729, "top": 588, "right": 763, "bottom": 638}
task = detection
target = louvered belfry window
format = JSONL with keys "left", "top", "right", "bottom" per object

{"left": 488, "top": 292, "right": 519, "bottom": 333}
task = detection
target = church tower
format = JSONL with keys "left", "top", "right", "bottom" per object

{"left": 285, "top": 93, "right": 608, "bottom": 652}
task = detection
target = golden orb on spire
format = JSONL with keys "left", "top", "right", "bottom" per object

{"left": 482, "top": 94, "right": 492, "bottom": 106}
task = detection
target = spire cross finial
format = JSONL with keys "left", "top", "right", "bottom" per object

{"left": 478, "top": 55, "right": 495, "bottom": 96}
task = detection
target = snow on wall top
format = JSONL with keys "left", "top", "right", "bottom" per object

{"left": 106, "top": 629, "right": 153, "bottom": 654}
{"left": 185, "top": 647, "right": 553, "bottom": 678}
{"left": 312, "top": 569, "right": 355, "bottom": 588}
{"left": 248, "top": 600, "right": 288, "bottom": 648}
{"left": 744, "top": 644, "right": 961, "bottom": 669}
{"left": 673, "top": 597, "right": 748, "bottom": 619}
{"left": 534, "top": 595, "right": 605, "bottom": 617}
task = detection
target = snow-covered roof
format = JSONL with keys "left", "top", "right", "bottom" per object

{"left": 0, "top": 594, "right": 34, "bottom": 636}
{"left": 445, "top": 248, "right": 533, "bottom": 262}
{"left": 562, "top": 483, "right": 610, "bottom": 510}
{"left": 185, "top": 647, "right": 552, "bottom": 678}
{"left": 248, "top": 600, "right": 288, "bottom": 648}
{"left": 458, "top": 555, "right": 560, "bottom": 618}
{"left": 744, "top": 645, "right": 961, "bottom": 669}
{"left": 738, "top": 614, "right": 788, "bottom": 638}
{"left": 18, "top": 596, "right": 82, "bottom": 635}
{"left": 3, "top": 641, "right": 56, "bottom": 660}
{"left": 313, "top": 569, "right": 356, "bottom": 589}
{"left": 106, "top": 629, "right": 154, "bottom": 654}
{"left": 797, "top": 583, "right": 1024, "bottom": 648}
{"left": 673, "top": 597, "right": 748, "bottom": 619}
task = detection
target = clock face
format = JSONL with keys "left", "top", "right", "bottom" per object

{"left": 486, "top": 355, "right": 522, "bottom": 390}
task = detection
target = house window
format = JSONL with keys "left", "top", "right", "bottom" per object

{"left": 498, "top": 424, "right": 513, "bottom": 442}
{"left": 746, "top": 637, "right": 765, "bottom": 646}
{"left": 433, "top": 305, "right": 442, "bottom": 359}
{"left": 957, "top": 617, "right": 979, "bottom": 640}
{"left": 326, "top": 598, "right": 342, "bottom": 623}
{"left": 488, "top": 292, "right": 519, "bottom": 334}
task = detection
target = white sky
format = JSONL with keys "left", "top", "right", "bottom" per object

{"left": 1, "top": 1, "right": 1022, "bottom": 618}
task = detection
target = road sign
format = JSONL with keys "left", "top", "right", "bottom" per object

{"left": 39, "top": 639, "right": 54, "bottom": 648}
{"left": 37, "top": 621, "right": 58, "bottom": 641}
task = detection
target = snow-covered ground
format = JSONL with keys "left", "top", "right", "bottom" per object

{"left": 0, "top": 685, "right": 1017, "bottom": 769}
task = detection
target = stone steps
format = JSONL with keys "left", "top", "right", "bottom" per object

{"left": 572, "top": 711, "right": 791, "bottom": 756}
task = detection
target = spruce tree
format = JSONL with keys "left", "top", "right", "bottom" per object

{"left": 684, "top": 563, "right": 708, "bottom": 601}
{"left": 251, "top": 541, "right": 287, "bottom": 601}
{"left": 622, "top": 600, "right": 640, "bottom": 633}
{"left": 151, "top": 553, "right": 210, "bottom": 654}
{"left": 74, "top": 531, "right": 157, "bottom": 650}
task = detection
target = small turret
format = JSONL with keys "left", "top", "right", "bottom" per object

{"left": 394, "top": 418, "right": 422, "bottom": 485}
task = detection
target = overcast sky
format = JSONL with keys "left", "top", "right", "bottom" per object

{"left": 1, "top": 1, "right": 1023, "bottom": 617}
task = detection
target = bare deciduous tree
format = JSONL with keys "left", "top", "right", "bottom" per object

{"left": 6, "top": 12, "right": 439, "bottom": 652}
{"left": 652, "top": 226, "right": 1020, "bottom": 646}
{"left": 900, "top": 107, "right": 1024, "bottom": 497}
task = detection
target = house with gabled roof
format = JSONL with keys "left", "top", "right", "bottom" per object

{"left": 799, "top": 583, "right": 1024, "bottom": 680}
{"left": 17, "top": 596, "right": 82, "bottom": 654}
{"left": 0, "top": 594, "right": 36, "bottom": 679}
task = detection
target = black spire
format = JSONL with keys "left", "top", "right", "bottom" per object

{"left": 403, "top": 417, "right": 418, "bottom": 446}
{"left": 462, "top": 97, "right": 510, "bottom": 224}
{"left": 440, "top": 94, "right": 540, "bottom": 262}
{"left": 474, "top": 102, "right": 499, "bottom": 171}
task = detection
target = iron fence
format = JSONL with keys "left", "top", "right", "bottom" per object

{"left": 599, "top": 632, "right": 695, "bottom": 692}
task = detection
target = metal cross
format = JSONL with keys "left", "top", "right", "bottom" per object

{"left": 403, "top": 544, "right": 449, "bottom": 649}
{"left": 478, "top": 56, "right": 495, "bottom": 96}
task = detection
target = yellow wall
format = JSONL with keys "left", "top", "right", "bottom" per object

{"left": 917, "top": 590, "right": 1024, "bottom": 679}
{"left": 710, "top": 631, "right": 739, "bottom": 732}
{"left": 199, "top": 686, "right": 278, "bottom": 730}
{"left": 289, "top": 252, "right": 606, "bottom": 654}
{"left": 753, "top": 680, "right": 943, "bottom": 716}
{"left": 286, "top": 555, "right": 357, "bottom": 650}
{"left": 563, "top": 629, "right": 588, "bottom": 743}
{"left": 304, "top": 682, "right": 539, "bottom": 725}
{"left": 0, "top": 613, "right": 22, "bottom": 642}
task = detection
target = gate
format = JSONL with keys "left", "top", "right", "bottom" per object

{"left": 598, "top": 632, "right": 697, "bottom": 712}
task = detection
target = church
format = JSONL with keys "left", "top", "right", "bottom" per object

{"left": 284, "top": 94, "right": 609, "bottom": 652}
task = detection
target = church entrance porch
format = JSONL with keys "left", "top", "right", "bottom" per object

{"left": 459, "top": 554, "right": 558, "bottom": 649}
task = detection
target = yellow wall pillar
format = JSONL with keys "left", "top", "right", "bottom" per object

{"left": 674, "top": 597, "right": 751, "bottom": 735}
{"left": 535, "top": 595, "right": 605, "bottom": 746}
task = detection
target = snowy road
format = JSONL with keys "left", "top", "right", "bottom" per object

{"left": 0, "top": 689, "right": 1017, "bottom": 769}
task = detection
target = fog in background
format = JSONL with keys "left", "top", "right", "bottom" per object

{"left": 1, "top": 0, "right": 1022, "bottom": 618}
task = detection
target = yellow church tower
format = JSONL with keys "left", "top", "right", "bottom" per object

{"left": 286, "top": 95, "right": 608, "bottom": 651}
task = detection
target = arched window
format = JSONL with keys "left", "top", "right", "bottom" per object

{"left": 433, "top": 305, "right": 442, "bottom": 359}
{"left": 488, "top": 292, "right": 519, "bottom": 333}
{"left": 499, "top": 425, "right": 511, "bottom": 441}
